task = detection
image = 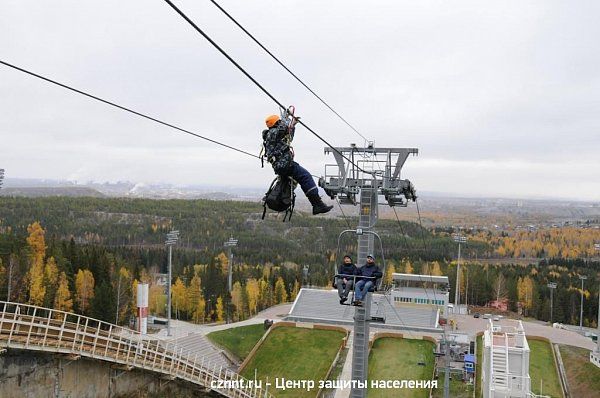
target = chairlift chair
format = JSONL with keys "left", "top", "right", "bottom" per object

{"left": 332, "top": 229, "right": 387, "bottom": 311}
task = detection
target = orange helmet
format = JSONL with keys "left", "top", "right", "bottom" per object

{"left": 265, "top": 114, "right": 280, "bottom": 128}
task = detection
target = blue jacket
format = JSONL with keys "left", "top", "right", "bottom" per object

{"left": 358, "top": 263, "right": 382, "bottom": 281}
{"left": 338, "top": 263, "right": 358, "bottom": 278}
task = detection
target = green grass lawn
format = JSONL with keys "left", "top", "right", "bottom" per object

{"left": 528, "top": 339, "right": 562, "bottom": 397}
{"left": 240, "top": 326, "right": 346, "bottom": 398}
{"left": 559, "top": 345, "right": 600, "bottom": 398}
{"left": 476, "top": 335, "right": 482, "bottom": 398}
{"left": 207, "top": 324, "right": 266, "bottom": 360}
{"left": 368, "top": 338, "right": 435, "bottom": 398}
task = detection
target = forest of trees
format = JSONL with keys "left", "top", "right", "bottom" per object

{"left": 0, "top": 197, "right": 597, "bottom": 327}
{"left": 382, "top": 257, "right": 599, "bottom": 327}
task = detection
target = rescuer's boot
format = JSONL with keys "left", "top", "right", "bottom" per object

{"left": 307, "top": 192, "right": 333, "bottom": 215}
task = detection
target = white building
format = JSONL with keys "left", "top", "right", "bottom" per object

{"left": 591, "top": 350, "right": 600, "bottom": 368}
{"left": 482, "top": 320, "right": 543, "bottom": 398}
{"left": 390, "top": 273, "right": 450, "bottom": 316}
{"left": 152, "top": 273, "right": 169, "bottom": 286}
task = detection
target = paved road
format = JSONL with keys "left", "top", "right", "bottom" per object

{"left": 155, "top": 303, "right": 293, "bottom": 340}
{"left": 453, "top": 314, "right": 596, "bottom": 350}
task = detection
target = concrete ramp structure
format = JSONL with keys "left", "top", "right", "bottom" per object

{"left": 0, "top": 301, "right": 271, "bottom": 398}
{"left": 171, "top": 332, "right": 232, "bottom": 370}
{"left": 286, "top": 288, "right": 440, "bottom": 331}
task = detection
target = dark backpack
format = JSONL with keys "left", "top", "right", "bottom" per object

{"left": 262, "top": 176, "right": 296, "bottom": 221}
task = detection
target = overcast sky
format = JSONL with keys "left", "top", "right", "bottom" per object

{"left": 1, "top": 0, "right": 599, "bottom": 201}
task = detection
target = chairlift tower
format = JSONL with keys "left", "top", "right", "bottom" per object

{"left": 320, "top": 143, "right": 417, "bottom": 398}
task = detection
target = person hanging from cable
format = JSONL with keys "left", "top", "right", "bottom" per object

{"left": 353, "top": 254, "right": 382, "bottom": 306}
{"left": 335, "top": 255, "right": 358, "bottom": 304}
{"left": 261, "top": 106, "right": 333, "bottom": 215}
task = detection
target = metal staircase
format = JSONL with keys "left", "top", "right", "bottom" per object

{"left": 357, "top": 184, "right": 377, "bottom": 266}
{"left": 351, "top": 294, "right": 371, "bottom": 398}
{"left": 491, "top": 345, "right": 509, "bottom": 389}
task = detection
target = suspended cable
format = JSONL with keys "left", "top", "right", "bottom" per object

{"left": 391, "top": 206, "right": 415, "bottom": 253}
{"left": 415, "top": 198, "right": 431, "bottom": 257}
{"left": 162, "top": 0, "right": 370, "bottom": 174}
{"left": 335, "top": 197, "right": 352, "bottom": 230}
{"left": 207, "top": 0, "right": 368, "bottom": 144}
{"left": 0, "top": 60, "right": 259, "bottom": 159}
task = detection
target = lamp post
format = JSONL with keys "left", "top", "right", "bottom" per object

{"left": 303, "top": 264, "right": 310, "bottom": 287}
{"left": 596, "top": 281, "right": 600, "bottom": 354}
{"left": 547, "top": 282, "right": 557, "bottom": 323}
{"left": 453, "top": 234, "right": 467, "bottom": 313}
{"left": 165, "top": 230, "right": 180, "bottom": 337}
{"left": 579, "top": 275, "right": 588, "bottom": 332}
{"left": 595, "top": 243, "right": 600, "bottom": 353}
{"left": 224, "top": 237, "right": 238, "bottom": 293}
{"left": 224, "top": 237, "right": 238, "bottom": 324}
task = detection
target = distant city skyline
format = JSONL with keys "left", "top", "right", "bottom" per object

{"left": 2, "top": 175, "right": 599, "bottom": 203}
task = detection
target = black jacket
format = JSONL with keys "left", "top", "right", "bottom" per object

{"left": 337, "top": 263, "right": 358, "bottom": 278}
{"left": 357, "top": 263, "right": 382, "bottom": 281}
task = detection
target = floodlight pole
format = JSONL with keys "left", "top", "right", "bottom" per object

{"left": 547, "top": 283, "right": 557, "bottom": 324}
{"left": 165, "top": 230, "right": 180, "bottom": 337}
{"left": 224, "top": 237, "right": 238, "bottom": 324}
{"left": 597, "top": 281, "right": 600, "bottom": 353}
{"left": 453, "top": 235, "right": 467, "bottom": 312}
{"left": 579, "top": 275, "right": 587, "bottom": 332}
{"left": 224, "top": 237, "right": 238, "bottom": 293}
{"left": 596, "top": 244, "right": 600, "bottom": 353}
{"left": 168, "top": 244, "right": 173, "bottom": 335}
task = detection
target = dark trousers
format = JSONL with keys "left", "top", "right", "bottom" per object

{"left": 280, "top": 161, "right": 317, "bottom": 196}
{"left": 336, "top": 277, "right": 354, "bottom": 298}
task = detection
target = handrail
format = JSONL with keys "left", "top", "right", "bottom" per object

{"left": 0, "top": 301, "right": 271, "bottom": 398}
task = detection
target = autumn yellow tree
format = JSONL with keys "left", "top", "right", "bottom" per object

{"left": 43, "top": 257, "right": 59, "bottom": 307}
{"left": 0, "top": 259, "right": 6, "bottom": 297}
{"left": 54, "top": 272, "right": 73, "bottom": 316}
{"left": 290, "top": 280, "right": 300, "bottom": 302}
{"left": 171, "top": 277, "right": 187, "bottom": 320}
{"left": 383, "top": 262, "right": 395, "bottom": 286}
{"left": 115, "top": 267, "right": 132, "bottom": 324}
{"left": 403, "top": 260, "right": 414, "bottom": 274}
{"left": 187, "top": 274, "right": 205, "bottom": 323}
{"left": 215, "top": 296, "right": 224, "bottom": 322}
{"left": 149, "top": 285, "right": 166, "bottom": 316}
{"left": 27, "top": 222, "right": 46, "bottom": 258}
{"left": 430, "top": 261, "right": 443, "bottom": 276}
{"left": 131, "top": 279, "right": 139, "bottom": 317}
{"left": 27, "top": 222, "right": 47, "bottom": 306}
{"left": 231, "top": 281, "right": 244, "bottom": 321}
{"left": 75, "top": 269, "right": 95, "bottom": 314}
{"left": 274, "top": 277, "right": 288, "bottom": 304}
{"left": 215, "top": 252, "right": 229, "bottom": 275}
{"left": 258, "top": 279, "right": 271, "bottom": 309}
{"left": 517, "top": 276, "right": 534, "bottom": 315}
{"left": 246, "top": 278, "right": 260, "bottom": 315}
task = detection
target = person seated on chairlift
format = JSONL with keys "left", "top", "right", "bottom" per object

{"left": 353, "top": 254, "right": 382, "bottom": 306}
{"left": 336, "top": 255, "right": 358, "bottom": 305}
{"left": 262, "top": 113, "right": 333, "bottom": 215}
